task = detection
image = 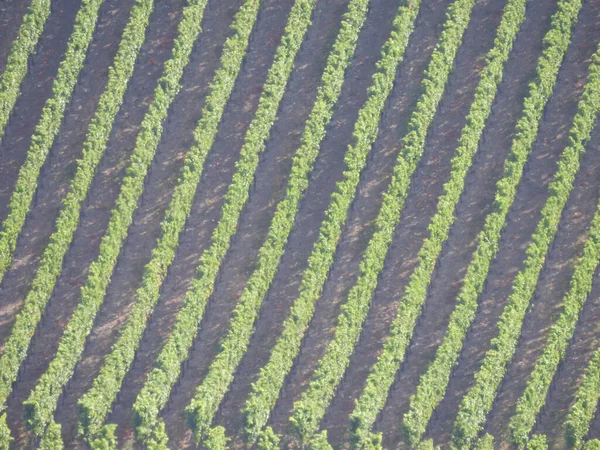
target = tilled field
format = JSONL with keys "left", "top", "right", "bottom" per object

{"left": 0, "top": 0, "right": 599, "bottom": 449}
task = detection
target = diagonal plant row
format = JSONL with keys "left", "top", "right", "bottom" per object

{"left": 288, "top": 0, "right": 477, "bottom": 444}
{"left": 0, "top": 0, "right": 52, "bottom": 143}
{"left": 83, "top": 0, "right": 263, "bottom": 444}
{"left": 402, "top": 0, "right": 583, "bottom": 446}
{"left": 453, "top": 42, "right": 600, "bottom": 450}
{"left": 239, "top": 0, "right": 423, "bottom": 444}
{"left": 132, "top": 0, "right": 370, "bottom": 444}
{"left": 566, "top": 343, "right": 600, "bottom": 449}
{"left": 63, "top": 0, "right": 213, "bottom": 443}
{"left": 84, "top": 0, "right": 319, "bottom": 446}
{"left": 0, "top": 0, "right": 108, "bottom": 412}
{"left": 348, "top": 0, "right": 527, "bottom": 445}
{"left": 0, "top": 413, "right": 9, "bottom": 450}
{"left": 14, "top": 0, "right": 156, "bottom": 438}
{"left": 0, "top": 0, "right": 105, "bottom": 287}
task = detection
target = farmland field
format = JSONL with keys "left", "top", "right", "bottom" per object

{"left": 0, "top": 0, "right": 599, "bottom": 449}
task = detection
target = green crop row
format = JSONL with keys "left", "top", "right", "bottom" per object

{"left": 474, "top": 434, "right": 494, "bottom": 450}
{"left": 502, "top": 45, "right": 600, "bottom": 448}
{"left": 585, "top": 440, "right": 600, "bottom": 450}
{"left": 528, "top": 435, "right": 549, "bottom": 450}
{"left": 349, "top": 0, "right": 527, "bottom": 445}
{"left": 0, "top": 0, "right": 104, "bottom": 286}
{"left": 0, "top": 413, "right": 9, "bottom": 449}
{"left": 453, "top": 35, "right": 599, "bottom": 450}
{"left": 402, "top": 0, "right": 582, "bottom": 446}
{"left": 290, "top": 0, "right": 476, "bottom": 443}
{"left": 38, "top": 420, "right": 62, "bottom": 450}
{"left": 0, "top": 0, "right": 107, "bottom": 409}
{"left": 92, "top": 0, "right": 262, "bottom": 444}
{"left": 2, "top": 0, "right": 154, "bottom": 437}
{"left": 0, "top": 0, "right": 52, "bottom": 142}
{"left": 169, "top": 0, "right": 371, "bottom": 443}
{"left": 70, "top": 0, "right": 211, "bottom": 443}
{"left": 565, "top": 338, "right": 600, "bottom": 446}
{"left": 238, "top": 0, "right": 423, "bottom": 445}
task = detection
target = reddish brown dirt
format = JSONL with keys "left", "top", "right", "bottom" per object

{"left": 317, "top": 0, "right": 508, "bottom": 447}
{"left": 371, "top": 0, "right": 562, "bottom": 447}
{"left": 419, "top": 0, "right": 600, "bottom": 447}
{"left": 257, "top": 0, "right": 453, "bottom": 446}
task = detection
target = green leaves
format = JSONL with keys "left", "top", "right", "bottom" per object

{"left": 0, "top": 0, "right": 106, "bottom": 414}
{"left": 0, "top": 0, "right": 51, "bottom": 143}
{"left": 350, "top": 0, "right": 527, "bottom": 444}
{"left": 290, "top": 0, "right": 476, "bottom": 444}
{"left": 403, "top": 0, "right": 582, "bottom": 446}
{"left": 565, "top": 345, "right": 600, "bottom": 448}
{"left": 241, "top": 0, "right": 422, "bottom": 445}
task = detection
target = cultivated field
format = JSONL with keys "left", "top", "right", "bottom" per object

{"left": 0, "top": 0, "right": 599, "bottom": 449}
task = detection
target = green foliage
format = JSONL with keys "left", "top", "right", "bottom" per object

{"left": 527, "top": 435, "right": 548, "bottom": 450}
{"left": 39, "top": 420, "right": 63, "bottom": 450}
{"left": 257, "top": 427, "right": 281, "bottom": 450}
{"left": 0, "top": 0, "right": 51, "bottom": 142}
{"left": 584, "top": 440, "right": 600, "bottom": 450}
{"left": 349, "top": 0, "right": 527, "bottom": 444}
{"left": 474, "top": 434, "right": 494, "bottom": 450}
{"left": 418, "top": 439, "right": 440, "bottom": 450}
{"left": 0, "top": 0, "right": 104, "bottom": 288}
{"left": 455, "top": 40, "right": 600, "bottom": 450}
{"left": 177, "top": 0, "right": 320, "bottom": 443}
{"left": 0, "top": 414, "right": 11, "bottom": 450}
{"left": 137, "top": 0, "right": 371, "bottom": 443}
{"left": 308, "top": 430, "right": 333, "bottom": 450}
{"left": 16, "top": 0, "right": 154, "bottom": 436}
{"left": 565, "top": 346, "right": 600, "bottom": 448}
{"left": 204, "top": 427, "right": 229, "bottom": 450}
{"left": 67, "top": 0, "right": 211, "bottom": 440}
{"left": 88, "top": 424, "right": 117, "bottom": 450}
{"left": 403, "top": 0, "right": 582, "bottom": 446}
{"left": 241, "top": 0, "right": 422, "bottom": 445}
{"left": 0, "top": 0, "right": 107, "bottom": 411}
{"left": 290, "top": 0, "right": 476, "bottom": 443}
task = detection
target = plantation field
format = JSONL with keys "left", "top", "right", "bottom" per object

{"left": 0, "top": 0, "right": 599, "bottom": 449}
